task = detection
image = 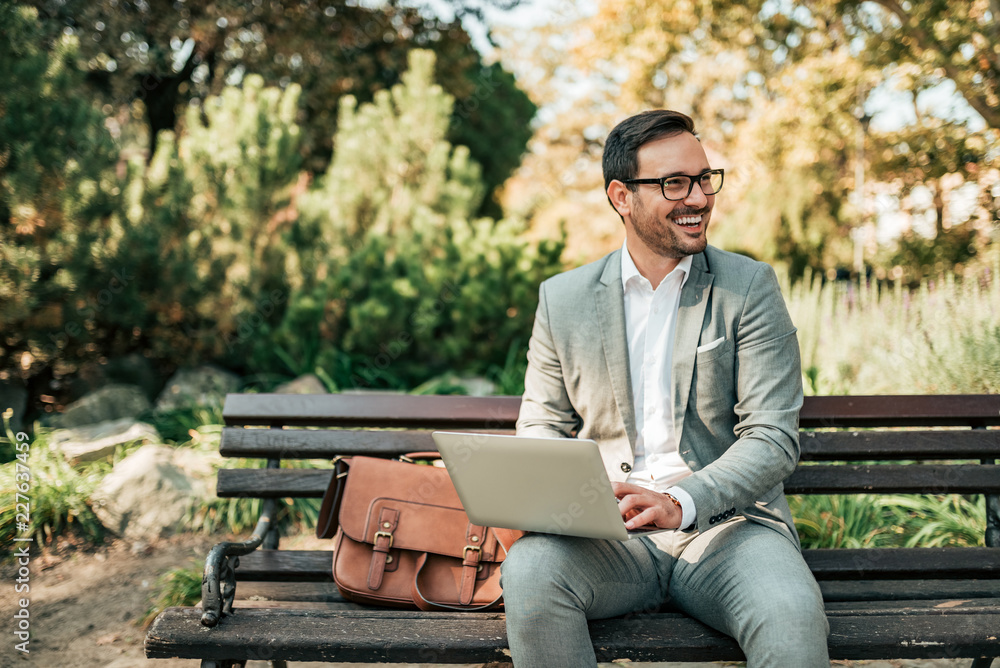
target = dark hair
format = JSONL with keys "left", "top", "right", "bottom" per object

{"left": 602, "top": 110, "right": 697, "bottom": 198}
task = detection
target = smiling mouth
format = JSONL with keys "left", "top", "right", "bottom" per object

{"left": 673, "top": 214, "right": 703, "bottom": 227}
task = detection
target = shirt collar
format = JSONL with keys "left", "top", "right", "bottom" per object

{"left": 620, "top": 239, "right": 693, "bottom": 292}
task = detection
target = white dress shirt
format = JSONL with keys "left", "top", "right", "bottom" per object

{"left": 621, "top": 241, "right": 697, "bottom": 529}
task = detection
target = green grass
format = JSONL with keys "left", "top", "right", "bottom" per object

{"left": 0, "top": 416, "right": 110, "bottom": 550}
{"left": 785, "top": 257, "right": 1000, "bottom": 395}
{"left": 146, "top": 404, "right": 226, "bottom": 445}
{"left": 790, "top": 493, "right": 986, "bottom": 549}
{"left": 142, "top": 567, "right": 202, "bottom": 627}
{"left": 183, "top": 452, "right": 326, "bottom": 536}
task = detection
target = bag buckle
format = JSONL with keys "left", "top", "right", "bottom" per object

{"left": 374, "top": 531, "right": 394, "bottom": 549}
{"left": 463, "top": 545, "right": 481, "bottom": 560}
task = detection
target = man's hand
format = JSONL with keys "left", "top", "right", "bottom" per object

{"left": 612, "top": 482, "right": 683, "bottom": 530}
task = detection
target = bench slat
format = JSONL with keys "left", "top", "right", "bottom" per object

{"left": 798, "top": 395, "right": 1000, "bottom": 428}
{"left": 789, "top": 464, "right": 1000, "bottom": 494}
{"left": 799, "top": 429, "right": 1000, "bottom": 461}
{"left": 819, "top": 579, "right": 1000, "bottom": 601}
{"left": 219, "top": 427, "right": 512, "bottom": 459}
{"left": 805, "top": 547, "right": 1000, "bottom": 580}
{"left": 223, "top": 394, "right": 521, "bottom": 428}
{"left": 146, "top": 606, "right": 1000, "bottom": 662}
{"left": 230, "top": 579, "right": 1000, "bottom": 608}
{"left": 222, "top": 394, "right": 1000, "bottom": 429}
{"left": 219, "top": 427, "right": 1000, "bottom": 461}
{"left": 216, "top": 464, "right": 1000, "bottom": 498}
{"left": 232, "top": 548, "right": 1000, "bottom": 583}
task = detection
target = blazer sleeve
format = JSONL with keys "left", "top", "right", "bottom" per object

{"left": 516, "top": 280, "right": 582, "bottom": 438}
{"left": 674, "top": 263, "right": 803, "bottom": 534}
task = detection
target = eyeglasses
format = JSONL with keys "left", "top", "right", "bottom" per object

{"left": 622, "top": 168, "right": 725, "bottom": 201}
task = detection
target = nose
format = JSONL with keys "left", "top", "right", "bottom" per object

{"left": 684, "top": 181, "right": 710, "bottom": 207}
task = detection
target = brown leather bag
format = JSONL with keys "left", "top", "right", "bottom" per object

{"left": 316, "top": 454, "right": 523, "bottom": 611}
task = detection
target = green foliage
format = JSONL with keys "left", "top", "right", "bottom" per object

{"left": 789, "top": 493, "right": 986, "bottom": 550}
{"left": 184, "top": 457, "right": 323, "bottom": 536}
{"left": 107, "top": 74, "right": 303, "bottom": 367}
{"left": 252, "top": 50, "right": 564, "bottom": 389}
{"left": 0, "top": 428, "right": 107, "bottom": 548}
{"left": 0, "top": 5, "right": 121, "bottom": 376}
{"left": 4, "top": 31, "right": 554, "bottom": 397}
{"left": 24, "top": 0, "right": 534, "bottom": 209}
{"left": 149, "top": 410, "right": 224, "bottom": 447}
{"left": 143, "top": 567, "right": 202, "bottom": 627}
{"left": 885, "top": 494, "right": 987, "bottom": 548}
{"left": 789, "top": 494, "right": 896, "bottom": 549}
{"left": 486, "top": 338, "right": 529, "bottom": 396}
{"left": 786, "top": 261, "right": 1000, "bottom": 395}
{"left": 448, "top": 62, "right": 537, "bottom": 217}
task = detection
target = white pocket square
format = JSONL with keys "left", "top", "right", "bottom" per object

{"left": 696, "top": 336, "right": 727, "bottom": 353}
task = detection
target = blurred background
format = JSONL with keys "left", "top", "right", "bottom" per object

{"left": 3, "top": 0, "right": 999, "bottom": 423}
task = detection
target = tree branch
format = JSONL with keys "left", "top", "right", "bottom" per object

{"left": 869, "top": 0, "right": 1000, "bottom": 129}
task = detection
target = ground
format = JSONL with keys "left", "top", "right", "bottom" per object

{"left": 0, "top": 531, "right": 976, "bottom": 668}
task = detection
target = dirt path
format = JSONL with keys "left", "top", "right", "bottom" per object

{"left": 0, "top": 532, "right": 973, "bottom": 668}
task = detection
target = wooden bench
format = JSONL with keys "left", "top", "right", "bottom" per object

{"left": 145, "top": 393, "right": 1000, "bottom": 667}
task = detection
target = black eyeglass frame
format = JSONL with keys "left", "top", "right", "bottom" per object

{"left": 621, "top": 168, "right": 725, "bottom": 201}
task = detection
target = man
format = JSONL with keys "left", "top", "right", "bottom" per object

{"left": 500, "top": 110, "right": 830, "bottom": 667}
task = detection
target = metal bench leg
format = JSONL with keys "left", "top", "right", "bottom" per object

{"left": 263, "top": 524, "right": 280, "bottom": 550}
{"left": 270, "top": 661, "right": 288, "bottom": 668}
{"left": 971, "top": 658, "right": 996, "bottom": 668}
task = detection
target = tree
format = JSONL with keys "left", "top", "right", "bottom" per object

{"left": 0, "top": 5, "right": 121, "bottom": 390}
{"left": 25, "top": 0, "right": 536, "bottom": 214}
{"left": 259, "top": 50, "right": 564, "bottom": 388}
{"left": 498, "top": 0, "right": 998, "bottom": 277}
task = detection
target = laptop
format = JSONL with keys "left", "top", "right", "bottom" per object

{"left": 431, "top": 431, "right": 671, "bottom": 541}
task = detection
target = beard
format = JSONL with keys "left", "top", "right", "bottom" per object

{"left": 630, "top": 195, "right": 709, "bottom": 259}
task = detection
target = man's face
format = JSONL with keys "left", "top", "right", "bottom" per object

{"left": 625, "top": 132, "right": 714, "bottom": 260}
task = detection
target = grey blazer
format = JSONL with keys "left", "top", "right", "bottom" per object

{"left": 517, "top": 245, "right": 803, "bottom": 547}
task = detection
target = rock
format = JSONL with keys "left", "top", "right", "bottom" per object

{"left": 273, "top": 373, "right": 328, "bottom": 394}
{"left": 79, "top": 353, "right": 165, "bottom": 402}
{"left": 154, "top": 365, "right": 240, "bottom": 412}
{"left": 0, "top": 378, "right": 28, "bottom": 435}
{"left": 48, "top": 384, "right": 151, "bottom": 429}
{"left": 90, "top": 444, "right": 220, "bottom": 542}
{"left": 48, "top": 418, "right": 161, "bottom": 464}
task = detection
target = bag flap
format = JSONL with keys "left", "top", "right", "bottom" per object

{"left": 366, "top": 498, "right": 499, "bottom": 559}
{"left": 338, "top": 456, "right": 507, "bottom": 560}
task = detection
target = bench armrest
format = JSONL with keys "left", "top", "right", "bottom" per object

{"left": 201, "top": 497, "right": 277, "bottom": 627}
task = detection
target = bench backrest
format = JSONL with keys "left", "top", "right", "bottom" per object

{"left": 218, "top": 393, "right": 1000, "bottom": 546}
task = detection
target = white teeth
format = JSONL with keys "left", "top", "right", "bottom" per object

{"left": 674, "top": 215, "right": 702, "bottom": 226}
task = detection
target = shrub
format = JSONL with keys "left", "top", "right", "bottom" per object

{"left": 246, "top": 50, "right": 564, "bottom": 389}
{"left": 0, "top": 423, "right": 107, "bottom": 549}
{"left": 786, "top": 259, "right": 1000, "bottom": 395}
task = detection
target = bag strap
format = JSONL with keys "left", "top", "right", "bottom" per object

{"left": 315, "top": 457, "right": 350, "bottom": 539}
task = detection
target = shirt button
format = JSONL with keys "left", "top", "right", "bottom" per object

{"left": 620, "top": 462, "right": 632, "bottom": 473}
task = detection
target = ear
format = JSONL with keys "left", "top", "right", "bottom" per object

{"left": 607, "top": 180, "right": 632, "bottom": 219}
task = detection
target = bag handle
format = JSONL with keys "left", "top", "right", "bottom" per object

{"left": 316, "top": 457, "right": 350, "bottom": 539}
{"left": 398, "top": 451, "right": 441, "bottom": 463}
{"left": 410, "top": 552, "right": 505, "bottom": 612}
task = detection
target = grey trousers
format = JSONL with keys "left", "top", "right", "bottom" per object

{"left": 499, "top": 517, "right": 830, "bottom": 668}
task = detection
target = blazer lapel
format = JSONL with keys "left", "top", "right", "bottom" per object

{"left": 672, "top": 252, "right": 714, "bottom": 449}
{"left": 595, "top": 250, "right": 637, "bottom": 450}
